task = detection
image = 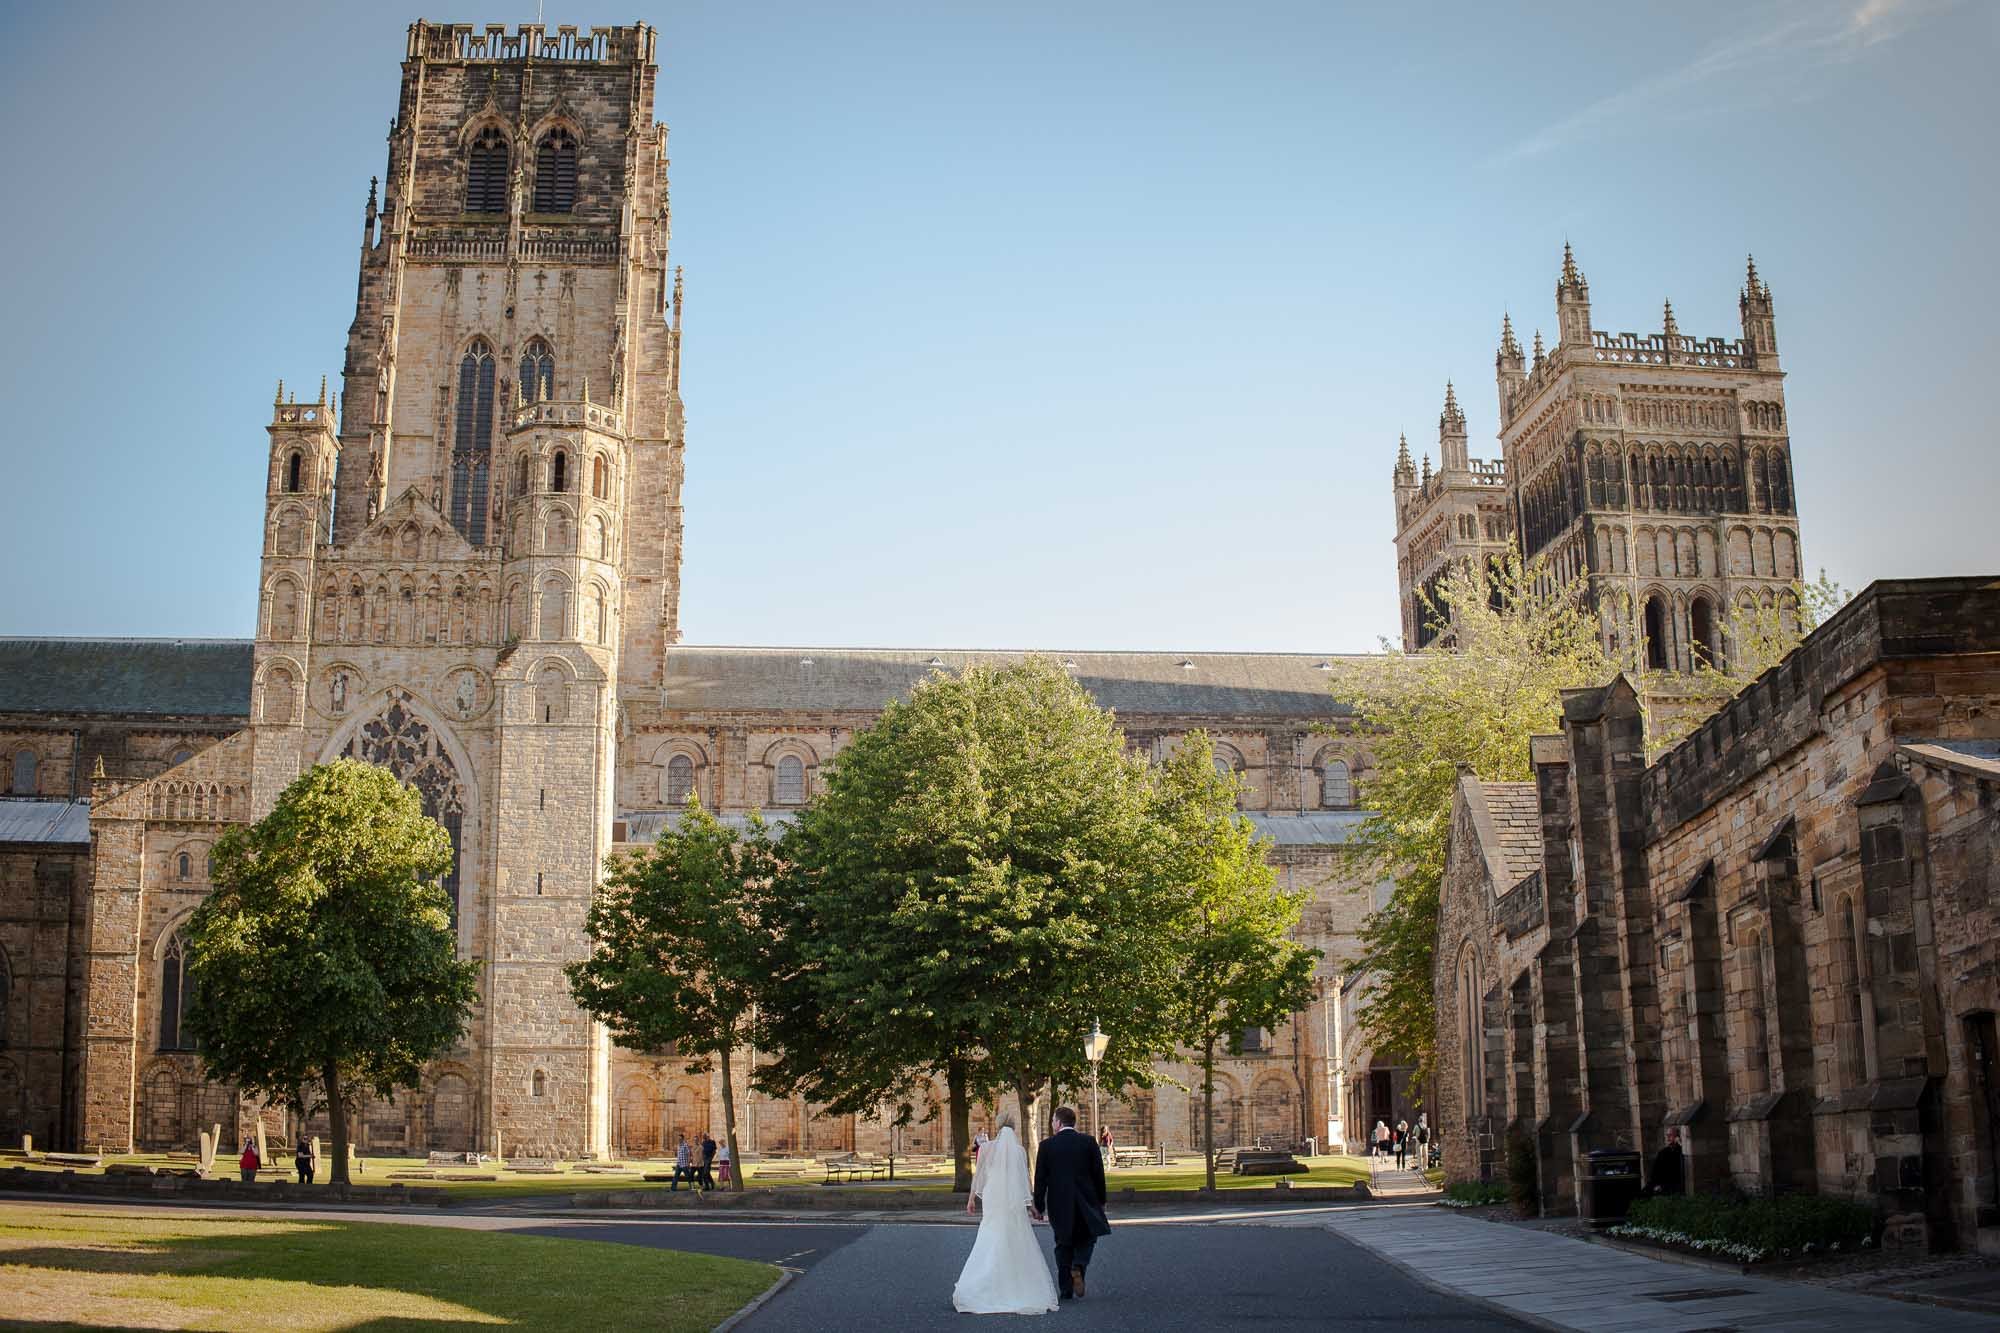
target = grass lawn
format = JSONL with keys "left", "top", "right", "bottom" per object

{"left": 0, "top": 1202, "right": 775, "bottom": 1330}
{"left": 1105, "top": 1155, "right": 1369, "bottom": 1192}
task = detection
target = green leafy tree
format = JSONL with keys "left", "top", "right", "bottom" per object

{"left": 184, "top": 759, "right": 480, "bottom": 1184}
{"left": 1328, "top": 545, "right": 1616, "bottom": 1084}
{"left": 567, "top": 799, "right": 772, "bottom": 1190}
{"left": 757, "top": 659, "right": 1182, "bottom": 1190}
{"left": 1154, "top": 733, "right": 1321, "bottom": 1189}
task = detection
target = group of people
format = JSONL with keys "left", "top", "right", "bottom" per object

{"left": 1371, "top": 1114, "right": 1431, "bottom": 1168}
{"left": 954, "top": 1105, "right": 1113, "bottom": 1315}
{"left": 232, "top": 1137, "right": 317, "bottom": 1184}
{"left": 669, "top": 1130, "right": 728, "bottom": 1190}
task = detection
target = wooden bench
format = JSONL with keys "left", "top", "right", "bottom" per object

{"left": 1214, "top": 1146, "right": 1305, "bottom": 1176}
{"left": 1112, "top": 1145, "right": 1155, "bottom": 1169}
{"left": 820, "top": 1153, "right": 891, "bottom": 1183}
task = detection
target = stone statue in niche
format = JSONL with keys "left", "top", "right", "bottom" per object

{"left": 454, "top": 670, "right": 477, "bottom": 718}
{"left": 330, "top": 670, "right": 349, "bottom": 714}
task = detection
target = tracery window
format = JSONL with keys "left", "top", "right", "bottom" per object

{"left": 450, "top": 340, "right": 497, "bottom": 545}
{"left": 665, "top": 754, "right": 695, "bottom": 806}
{"left": 344, "top": 694, "right": 465, "bottom": 926}
{"left": 774, "top": 754, "right": 806, "bottom": 806}
{"left": 534, "top": 129, "right": 578, "bottom": 213}
{"left": 159, "top": 932, "right": 195, "bottom": 1051}
{"left": 466, "top": 127, "right": 509, "bottom": 214}
{"left": 519, "top": 337, "right": 555, "bottom": 406}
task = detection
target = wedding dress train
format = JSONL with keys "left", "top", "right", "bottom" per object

{"left": 952, "top": 1127, "right": 1059, "bottom": 1315}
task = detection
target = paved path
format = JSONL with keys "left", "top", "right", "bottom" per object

{"left": 1326, "top": 1203, "right": 1993, "bottom": 1332}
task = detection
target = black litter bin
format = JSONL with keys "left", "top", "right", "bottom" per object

{"left": 1581, "top": 1148, "right": 1642, "bottom": 1222}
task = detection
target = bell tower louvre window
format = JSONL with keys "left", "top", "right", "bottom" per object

{"left": 467, "top": 128, "right": 509, "bottom": 214}
{"left": 535, "top": 129, "right": 578, "bottom": 213}
{"left": 450, "top": 341, "right": 496, "bottom": 545}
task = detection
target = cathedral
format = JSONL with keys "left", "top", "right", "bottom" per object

{"left": 0, "top": 20, "right": 1804, "bottom": 1164}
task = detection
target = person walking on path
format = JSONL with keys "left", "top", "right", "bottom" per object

{"left": 1394, "top": 1119, "right": 1410, "bottom": 1168}
{"left": 698, "top": 1131, "right": 718, "bottom": 1191}
{"left": 294, "top": 1139, "right": 313, "bottom": 1185}
{"left": 717, "top": 1141, "right": 733, "bottom": 1187}
{"left": 1032, "top": 1105, "right": 1112, "bottom": 1302}
{"left": 1416, "top": 1115, "right": 1432, "bottom": 1169}
{"left": 1373, "top": 1120, "right": 1390, "bottom": 1157}
{"left": 671, "top": 1135, "right": 694, "bottom": 1191}
{"left": 238, "top": 1139, "right": 259, "bottom": 1184}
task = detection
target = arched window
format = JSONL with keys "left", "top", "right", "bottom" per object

{"left": 1643, "top": 597, "right": 1669, "bottom": 671}
{"left": 1689, "top": 597, "right": 1717, "bottom": 669}
{"left": 534, "top": 129, "right": 578, "bottom": 213}
{"left": 591, "top": 456, "right": 607, "bottom": 499}
{"left": 9, "top": 750, "right": 34, "bottom": 795}
{"left": 1321, "top": 759, "right": 1353, "bottom": 808}
{"left": 177, "top": 852, "right": 191, "bottom": 881}
{"left": 519, "top": 337, "right": 554, "bottom": 406}
{"left": 169, "top": 748, "right": 194, "bottom": 767}
{"left": 159, "top": 932, "right": 195, "bottom": 1051}
{"left": 665, "top": 754, "right": 695, "bottom": 806}
{"left": 450, "top": 340, "right": 497, "bottom": 545}
{"left": 286, "top": 452, "right": 302, "bottom": 493}
{"left": 531, "top": 1069, "right": 548, "bottom": 1098}
{"left": 774, "top": 754, "right": 806, "bottom": 806}
{"left": 550, "top": 450, "right": 568, "bottom": 494}
{"left": 466, "top": 126, "right": 510, "bottom": 214}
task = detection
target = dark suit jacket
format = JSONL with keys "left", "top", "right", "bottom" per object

{"left": 1033, "top": 1128, "right": 1112, "bottom": 1244}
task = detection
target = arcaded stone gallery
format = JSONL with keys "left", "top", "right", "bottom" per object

{"left": 1434, "top": 578, "right": 2000, "bottom": 1250}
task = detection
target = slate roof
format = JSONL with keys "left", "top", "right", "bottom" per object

{"left": 661, "top": 647, "right": 1366, "bottom": 718}
{"left": 1467, "top": 779, "right": 1543, "bottom": 889}
{"left": 1900, "top": 739, "right": 2000, "bottom": 783}
{"left": 0, "top": 639, "right": 253, "bottom": 717}
{"left": 615, "top": 808, "right": 1370, "bottom": 848}
{"left": 0, "top": 798, "right": 92, "bottom": 844}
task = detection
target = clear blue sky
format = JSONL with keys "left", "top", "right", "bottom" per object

{"left": 3, "top": 1, "right": 1993, "bottom": 651}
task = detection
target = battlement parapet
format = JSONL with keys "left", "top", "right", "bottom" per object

{"left": 407, "top": 21, "right": 653, "bottom": 66}
{"left": 1590, "top": 328, "right": 1750, "bottom": 370}
{"left": 511, "top": 398, "right": 624, "bottom": 437}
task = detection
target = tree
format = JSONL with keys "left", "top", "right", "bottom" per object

{"left": 1643, "top": 572, "right": 1849, "bottom": 752}
{"left": 184, "top": 759, "right": 480, "bottom": 1184}
{"left": 757, "top": 659, "right": 1183, "bottom": 1191}
{"left": 1154, "top": 733, "right": 1321, "bottom": 1190}
{"left": 567, "top": 798, "right": 772, "bottom": 1189}
{"left": 1327, "top": 546, "right": 1616, "bottom": 1083}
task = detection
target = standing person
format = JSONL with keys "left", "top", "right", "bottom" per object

{"left": 698, "top": 1131, "right": 718, "bottom": 1192}
{"left": 1416, "top": 1115, "right": 1431, "bottom": 1167}
{"left": 1395, "top": 1119, "right": 1410, "bottom": 1168}
{"left": 1373, "top": 1119, "right": 1390, "bottom": 1157}
{"left": 717, "top": 1140, "right": 733, "bottom": 1188}
{"left": 1032, "top": 1105, "right": 1112, "bottom": 1302}
{"left": 294, "top": 1138, "right": 313, "bottom": 1185}
{"left": 973, "top": 1130, "right": 989, "bottom": 1168}
{"left": 952, "top": 1110, "right": 1057, "bottom": 1314}
{"left": 1644, "top": 1128, "right": 1685, "bottom": 1198}
{"left": 238, "top": 1138, "right": 260, "bottom": 1184}
{"left": 671, "top": 1134, "right": 693, "bottom": 1191}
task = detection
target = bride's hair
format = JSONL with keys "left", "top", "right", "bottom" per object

{"left": 994, "top": 1109, "right": 1018, "bottom": 1135}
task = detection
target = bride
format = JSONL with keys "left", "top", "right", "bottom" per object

{"left": 953, "top": 1110, "right": 1058, "bottom": 1315}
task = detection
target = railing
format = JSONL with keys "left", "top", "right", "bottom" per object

{"left": 1591, "top": 330, "right": 1748, "bottom": 370}
{"left": 405, "top": 228, "right": 620, "bottom": 263}
{"left": 410, "top": 23, "right": 644, "bottom": 64}
{"left": 521, "top": 229, "right": 620, "bottom": 262}
{"left": 512, "top": 399, "right": 624, "bottom": 434}
{"left": 408, "top": 232, "right": 508, "bottom": 260}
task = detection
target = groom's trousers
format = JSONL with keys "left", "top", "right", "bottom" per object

{"left": 1054, "top": 1227, "right": 1097, "bottom": 1287}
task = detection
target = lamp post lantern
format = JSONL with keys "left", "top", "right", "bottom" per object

{"left": 1084, "top": 1020, "right": 1109, "bottom": 1141}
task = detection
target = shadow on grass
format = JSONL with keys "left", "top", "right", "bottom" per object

{"left": 0, "top": 1210, "right": 774, "bottom": 1331}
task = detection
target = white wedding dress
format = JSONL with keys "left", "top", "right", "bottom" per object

{"left": 952, "top": 1127, "right": 1059, "bottom": 1315}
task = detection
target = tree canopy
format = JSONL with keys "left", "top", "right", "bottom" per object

{"left": 568, "top": 799, "right": 773, "bottom": 1189}
{"left": 184, "top": 759, "right": 480, "bottom": 1183}
{"left": 756, "top": 658, "right": 1185, "bottom": 1189}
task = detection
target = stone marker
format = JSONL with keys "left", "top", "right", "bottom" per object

{"left": 255, "top": 1121, "right": 268, "bottom": 1168}
{"left": 198, "top": 1130, "right": 215, "bottom": 1172}
{"left": 19, "top": 1134, "right": 29, "bottom": 1156}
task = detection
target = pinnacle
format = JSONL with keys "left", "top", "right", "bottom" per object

{"left": 1663, "top": 298, "right": 1678, "bottom": 336}
{"left": 1441, "top": 380, "right": 1465, "bottom": 428}
{"left": 1560, "top": 240, "right": 1583, "bottom": 289}
{"left": 1531, "top": 328, "right": 1545, "bottom": 362}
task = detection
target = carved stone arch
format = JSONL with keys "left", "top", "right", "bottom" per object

{"left": 255, "top": 656, "right": 304, "bottom": 725}
{"left": 536, "top": 570, "right": 573, "bottom": 639}
{"left": 541, "top": 503, "right": 576, "bottom": 554}
{"left": 455, "top": 106, "right": 514, "bottom": 151}
{"left": 583, "top": 578, "right": 609, "bottom": 646}
{"left": 269, "top": 502, "right": 311, "bottom": 556}
{"left": 262, "top": 571, "right": 304, "bottom": 640}
{"left": 526, "top": 105, "right": 589, "bottom": 151}
{"left": 656, "top": 740, "right": 709, "bottom": 807}
{"left": 1249, "top": 1068, "right": 1301, "bottom": 1143}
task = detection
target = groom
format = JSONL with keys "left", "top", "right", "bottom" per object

{"left": 1031, "top": 1106, "right": 1111, "bottom": 1300}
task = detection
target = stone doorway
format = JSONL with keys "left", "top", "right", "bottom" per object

{"left": 1966, "top": 1013, "right": 2000, "bottom": 1226}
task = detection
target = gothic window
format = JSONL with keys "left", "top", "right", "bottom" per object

{"left": 450, "top": 340, "right": 497, "bottom": 545}
{"left": 177, "top": 852, "right": 191, "bottom": 880}
{"left": 551, "top": 450, "right": 568, "bottom": 494}
{"left": 466, "top": 127, "right": 509, "bottom": 214}
{"left": 534, "top": 129, "right": 578, "bottom": 213}
{"left": 344, "top": 695, "right": 466, "bottom": 927}
{"left": 1643, "top": 596, "right": 1669, "bottom": 671}
{"left": 1689, "top": 597, "right": 1717, "bottom": 669}
{"left": 519, "top": 338, "right": 555, "bottom": 405}
{"left": 170, "top": 748, "right": 193, "bottom": 767}
{"left": 774, "top": 754, "right": 806, "bottom": 806}
{"left": 1321, "top": 759, "right": 1353, "bottom": 808}
{"left": 515, "top": 453, "right": 532, "bottom": 497}
{"left": 286, "top": 452, "right": 303, "bottom": 493}
{"left": 159, "top": 932, "right": 194, "bottom": 1050}
{"left": 591, "top": 456, "right": 607, "bottom": 499}
{"left": 9, "top": 750, "right": 34, "bottom": 795}
{"left": 665, "top": 754, "right": 695, "bottom": 806}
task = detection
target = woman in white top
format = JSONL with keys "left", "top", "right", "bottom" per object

{"left": 952, "top": 1110, "right": 1058, "bottom": 1315}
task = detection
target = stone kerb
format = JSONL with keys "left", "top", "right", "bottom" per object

{"left": 0, "top": 1165, "right": 448, "bottom": 1207}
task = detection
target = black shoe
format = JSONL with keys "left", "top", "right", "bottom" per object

{"left": 1058, "top": 1290, "right": 1073, "bottom": 1301}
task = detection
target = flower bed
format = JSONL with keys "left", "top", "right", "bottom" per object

{"left": 1438, "top": 1179, "right": 1508, "bottom": 1208}
{"left": 1607, "top": 1193, "right": 1876, "bottom": 1264}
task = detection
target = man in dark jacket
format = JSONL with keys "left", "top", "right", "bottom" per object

{"left": 699, "top": 1132, "right": 718, "bottom": 1192}
{"left": 1645, "top": 1127, "right": 1685, "bottom": 1198}
{"left": 1032, "top": 1105, "right": 1111, "bottom": 1300}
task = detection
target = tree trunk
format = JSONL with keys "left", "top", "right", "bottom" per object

{"left": 1015, "top": 1080, "right": 1033, "bottom": 1140}
{"left": 718, "top": 1041, "right": 744, "bottom": 1192}
{"left": 947, "top": 1058, "right": 973, "bottom": 1193}
{"left": 1202, "top": 1036, "right": 1217, "bottom": 1193}
{"left": 323, "top": 1061, "right": 350, "bottom": 1187}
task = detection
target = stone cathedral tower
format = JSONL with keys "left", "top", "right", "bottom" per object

{"left": 218, "top": 22, "right": 682, "bottom": 1158}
